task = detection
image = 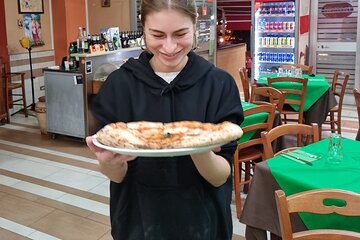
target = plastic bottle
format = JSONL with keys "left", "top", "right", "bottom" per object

{"left": 68, "top": 43, "right": 77, "bottom": 70}
{"left": 76, "top": 27, "right": 84, "bottom": 53}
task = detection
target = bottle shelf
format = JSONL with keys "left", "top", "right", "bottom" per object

{"left": 258, "top": 14, "right": 295, "bottom": 18}
{"left": 258, "top": 46, "right": 294, "bottom": 49}
{"left": 258, "top": 30, "right": 295, "bottom": 34}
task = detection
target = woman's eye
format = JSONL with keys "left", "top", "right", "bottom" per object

{"left": 176, "top": 33, "right": 187, "bottom": 37}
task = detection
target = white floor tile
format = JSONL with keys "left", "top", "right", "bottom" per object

{"left": 12, "top": 181, "right": 66, "bottom": 200}
{"left": 57, "top": 194, "right": 109, "bottom": 216}
{"left": 0, "top": 157, "right": 61, "bottom": 179}
{"left": 89, "top": 181, "right": 110, "bottom": 197}
{"left": 0, "top": 217, "right": 61, "bottom": 240}
{"left": 44, "top": 168, "right": 107, "bottom": 192}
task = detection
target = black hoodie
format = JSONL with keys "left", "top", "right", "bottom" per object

{"left": 91, "top": 51, "right": 244, "bottom": 240}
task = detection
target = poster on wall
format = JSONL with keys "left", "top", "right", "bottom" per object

{"left": 23, "top": 14, "right": 44, "bottom": 47}
{"left": 18, "top": 0, "right": 44, "bottom": 14}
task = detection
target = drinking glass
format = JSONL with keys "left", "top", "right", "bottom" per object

{"left": 326, "top": 133, "right": 343, "bottom": 165}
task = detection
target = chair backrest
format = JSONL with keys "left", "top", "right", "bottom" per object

{"left": 261, "top": 123, "right": 319, "bottom": 160}
{"left": 353, "top": 88, "right": 360, "bottom": 128}
{"left": 331, "top": 70, "right": 349, "bottom": 110}
{"left": 250, "top": 85, "right": 286, "bottom": 112}
{"left": 275, "top": 189, "right": 360, "bottom": 240}
{"left": 281, "top": 64, "right": 313, "bottom": 74}
{"left": 239, "top": 67, "right": 250, "bottom": 102}
{"left": 267, "top": 77, "right": 308, "bottom": 124}
{"left": 238, "top": 104, "right": 276, "bottom": 155}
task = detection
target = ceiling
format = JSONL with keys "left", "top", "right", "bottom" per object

{"left": 217, "top": 0, "right": 252, "bottom": 30}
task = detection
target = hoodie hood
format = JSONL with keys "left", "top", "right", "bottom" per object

{"left": 122, "top": 51, "right": 214, "bottom": 96}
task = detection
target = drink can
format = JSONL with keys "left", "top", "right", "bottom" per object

{"left": 286, "top": 53, "right": 291, "bottom": 62}
{"left": 273, "top": 22, "right": 278, "bottom": 30}
{"left": 278, "top": 53, "right": 283, "bottom": 63}
{"left": 274, "top": 53, "right": 278, "bottom": 62}
{"left": 262, "top": 37, "right": 267, "bottom": 46}
{"left": 266, "top": 52, "right": 270, "bottom": 61}
{"left": 283, "top": 22, "right": 287, "bottom": 30}
{"left": 269, "top": 22, "right": 273, "bottom": 30}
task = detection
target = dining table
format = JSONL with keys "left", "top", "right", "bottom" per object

{"left": 256, "top": 73, "right": 337, "bottom": 125}
{"left": 239, "top": 137, "right": 360, "bottom": 240}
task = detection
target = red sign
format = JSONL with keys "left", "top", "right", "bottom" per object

{"left": 321, "top": 2, "right": 353, "bottom": 18}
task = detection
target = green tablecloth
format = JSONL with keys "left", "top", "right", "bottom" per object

{"left": 257, "top": 74, "right": 330, "bottom": 111}
{"left": 238, "top": 101, "right": 269, "bottom": 143}
{"left": 267, "top": 138, "right": 360, "bottom": 232}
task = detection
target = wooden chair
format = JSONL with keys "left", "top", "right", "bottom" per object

{"left": 321, "top": 70, "right": 349, "bottom": 135}
{"left": 0, "top": 57, "right": 9, "bottom": 123}
{"left": 280, "top": 63, "right": 313, "bottom": 74}
{"left": 1, "top": 62, "right": 28, "bottom": 119}
{"left": 239, "top": 67, "right": 251, "bottom": 102}
{"left": 353, "top": 88, "right": 360, "bottom": 141}
{"left": 275, "top": 189, "right": 360, "bottom": 240}
{"left": 233, "top": 104, "right": 276, "bottom": 219}
{"left": 261, "top": 123, "right": 319, "bottom": 160}
{"left": 250, "top": 85, "right": 286, "bottom": 112}
{"left": 267, "top": 77, "right": 308, "bottom": 124}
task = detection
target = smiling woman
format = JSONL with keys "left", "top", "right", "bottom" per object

{"left": 86, "top": 0, "right": 244, "bottom": 239}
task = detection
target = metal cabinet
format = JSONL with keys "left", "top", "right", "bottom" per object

{"left": 43, "top": 48, "right": 142, "bottom": 139}
{"left": 44, "top": 71, "right": 85, "bottom": 138}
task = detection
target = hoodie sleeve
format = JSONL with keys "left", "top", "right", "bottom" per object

{"left": 208, "top": 69, "right": 244, "bottom": 164}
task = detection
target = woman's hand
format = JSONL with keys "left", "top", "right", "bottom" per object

{"left": 85, "top": 136, "right": 136, "bottom": 183}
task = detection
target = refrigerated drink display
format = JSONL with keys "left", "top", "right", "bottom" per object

{"left": 253, "top": 1, "right": 297, "bottom": 79}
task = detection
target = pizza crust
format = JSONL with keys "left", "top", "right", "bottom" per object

{"left": 95, "top": 121, "right": 243, "bottom": 149}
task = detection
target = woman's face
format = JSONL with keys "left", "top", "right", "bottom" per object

{"left": 144, "top": 9, "right": 195, "bottom": 72}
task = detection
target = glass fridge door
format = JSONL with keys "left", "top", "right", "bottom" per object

{"left": 195, "top": 0, "right": 217, "bottom": 64}
{"left": 253, "top": 0, "right": 297, "bottom": 79}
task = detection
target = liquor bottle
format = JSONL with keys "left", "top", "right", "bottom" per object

{"left": 101, "top": 32, "right": 109, "bottom": 51}
{"left": 90, "top": 35, "right": 97, "bottom": 53}
{"left": 76, "top": 27, "right": 84, "bottom": 53}
{"left": 87, "top": 34, "right": 92, "bottom": 52}
{"left": 83, "top": 28, "right": 89, "bottom": 53}
{"left": 120, "top": 32, "right": 126, "bottom": 48}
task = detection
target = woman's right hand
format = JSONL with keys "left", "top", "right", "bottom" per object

{"left": 85, "top": 136, "right": 136, "bottom": 183}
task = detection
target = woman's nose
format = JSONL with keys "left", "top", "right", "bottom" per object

{"left": 162, "top": 37, "right": 177, "bottom": 53}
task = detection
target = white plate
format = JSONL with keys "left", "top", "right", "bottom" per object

{"left": 92, "top": 135, "right": 225, "bottom": 157}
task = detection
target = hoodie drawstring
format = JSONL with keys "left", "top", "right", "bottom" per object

{"left": 160, "top": 84, "right": 184, "bottom": 120}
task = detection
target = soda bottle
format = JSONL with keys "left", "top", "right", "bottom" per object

{"left": 68, "top": 43, "right": 77, "bottom": 70}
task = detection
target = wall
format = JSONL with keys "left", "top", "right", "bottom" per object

{"left": 4, "top": 0, "right": 52, "bottom": 54}
{"left": 52, "top": 0, "right": 86, "bottom": 65}
{"left": 4, "top": 0, "right": 55, "bottom": 114}
{"left": 0, "top": 0, "right": 9, "bottom": 65}
{"left": 87, "top": 0, "right": 131, "bottom": 34}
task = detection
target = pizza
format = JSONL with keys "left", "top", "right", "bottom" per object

{"left": 95, "top": 121, "right": 243, "bottom": 149}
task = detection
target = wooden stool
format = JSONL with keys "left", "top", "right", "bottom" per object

{"left": 1, "top": 62, "right": 28, "bottom": 120}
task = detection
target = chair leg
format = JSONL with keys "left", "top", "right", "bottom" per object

{"left": 243, "top": 162, "right": 251, "bottom": 194}
{"left": 4, "top": 78, "right": 10, "bottom": 123}
{"left": 233, "top": 148, "right": 242, "bottom": 219}
{"left": 20, "top": 75, "right": 28, "bottom": 117}
{"left": 330, "top": 112, "right": 335, "bottom": 133}
{"left": 337, "top": 112, "right": 341, "bottom": 134}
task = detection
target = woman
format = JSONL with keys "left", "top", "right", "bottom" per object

{"left": 86, "top": 0, "right": 244, "bottom": 239}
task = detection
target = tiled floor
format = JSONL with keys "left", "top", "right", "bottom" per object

{"left": 0, "top": 113, "right": 248, "bottom": 240}
{"left": 0, "top": 105, "right": 358, "bottom": 240}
